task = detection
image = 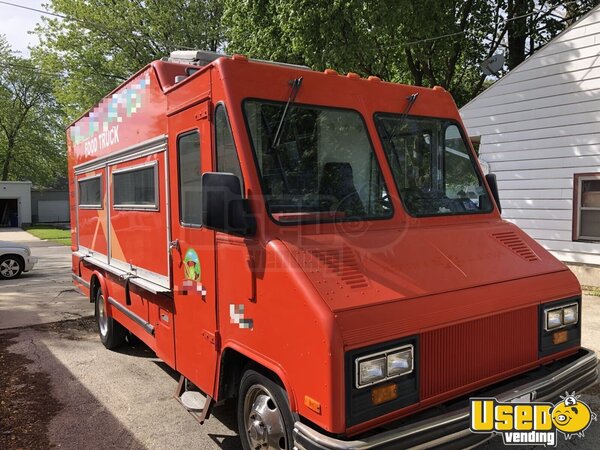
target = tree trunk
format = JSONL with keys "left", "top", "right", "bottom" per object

{"left": 565, "top": 3, "right": 579, "bottom": 26}
{"left": 1, "top": 156, "right": 11, "bottom": 181}
{"left": 1, "top": 137, "right": 13, "bottom": 181}
{"left": 507, "top": 0, "right": 529, "bottom": 70}
{"left": 405, "top": 49, "right": 424, "bottom": 86}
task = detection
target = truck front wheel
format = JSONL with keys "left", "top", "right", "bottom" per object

{"left": 237, "top": 370, "right": 294, "bottom": 450}
{"left": 94, "top": 287, "right": 126, "bottom": 349}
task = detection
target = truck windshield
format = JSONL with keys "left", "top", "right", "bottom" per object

{"left": 374, "top": 114, "right": 493, "bottom": 217}
{"left": 244, "top": 100, "right": 393, "bottom": 223}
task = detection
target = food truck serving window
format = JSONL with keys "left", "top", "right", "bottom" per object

{"left": 243, "top": 100, "right": 393, "bottom": 224}
{"left": 78, "top": 175, "right": 102, "bottom": 209}
{"left": 113, "top": 163, "right": 158, "bottom": 210}
{"left": 374, "top": 114, "right": 493, "bottom": 217}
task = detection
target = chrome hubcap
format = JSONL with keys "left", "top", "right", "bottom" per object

{"left": 98, "top": 294, "right": 108, "bottom": 336}
{"left": 0, "top": 259, "right": 20, "bottom": 277}
{"left": 244, "top": 384, "right": 287, "bottom": 449}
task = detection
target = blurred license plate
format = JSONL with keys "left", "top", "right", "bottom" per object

{"left": 510, "top": 393, "right": 532, "bottom": 403}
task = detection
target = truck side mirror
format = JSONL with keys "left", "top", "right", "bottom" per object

{"left": 201, "top": 172, "right": 256, "bottom": 237}
{"left": 485, "top": 173, "right": 502, "bottom": 214}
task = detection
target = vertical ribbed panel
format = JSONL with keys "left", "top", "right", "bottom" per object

{"left": 420, "top": 306, "right": 538, "bottom": 399}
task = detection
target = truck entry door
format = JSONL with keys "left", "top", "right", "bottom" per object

{"left": 168, "top": 100, "right": 219, "bottom": 396}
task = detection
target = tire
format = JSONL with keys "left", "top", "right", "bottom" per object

{"left": 237, "top": 369, "right": 295, "bottom": 450}
{"left": 94, "top": 287, "right": 127, "bottom": 350}
{"left": 0, "top": 255, "right": 24, "bottom": 280}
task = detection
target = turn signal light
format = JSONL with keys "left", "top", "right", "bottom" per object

{"left": 304, "top": 395, "right": 321, "bottom": 415}
{"left": 371, "top": 383, "right": 398, "bottom": 405}
{"left": 553, "top": 330, "right": 568, "bottom": 345}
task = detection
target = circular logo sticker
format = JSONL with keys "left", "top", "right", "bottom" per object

{"left": 183, "top": 248, "right": 201, "bottom": 281}
{"left": 552, "top": 394, "right": 596, "bottom": 438}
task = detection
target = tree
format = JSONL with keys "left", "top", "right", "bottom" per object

{"left": 223, "top": 0, "right": 598, "bottom": 106}
{"left": 224, "top": 0, "right": 408, "bottom": 82}
{"left": 395, "top": 0, "right": 501, "bottom": 104}
{"left": 507, "top": 0, "right": 598, "bottom": 70}
{"left": 34, "top": 0, "right": 226, "bottom": 120}
{"left": 506, "top": 0, "right": 529, "bottom": 70}
{"left": 33, "top": 0, "right": 598, "bottom": 113}
{"left": 0, "top": 36, "right": 66, "bottom": 188}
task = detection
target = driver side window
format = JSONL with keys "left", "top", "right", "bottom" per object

{"left": 215, "top": 104, "right": 244, "bottom": 192}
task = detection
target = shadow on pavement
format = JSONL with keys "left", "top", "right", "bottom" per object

{"left": 0, "top": 327, "right": 146, "bottom": 450}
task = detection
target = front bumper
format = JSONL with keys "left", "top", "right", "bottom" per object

{"left": 24, "top": 255, "right": 38, "bottom": 272}
{"left": 294, "top": 348, "right": 599, "bottom": 450}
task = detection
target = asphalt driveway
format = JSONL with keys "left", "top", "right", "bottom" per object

{"left": 0, "top": 229, "right": 598, "bottom": 449}
{"left": 0, "top": 228, "right": 240, "bottom": 450}
{"left": 0, "top": 229, "right": 89, "bottom": 329}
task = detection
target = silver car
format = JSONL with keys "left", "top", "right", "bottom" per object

{"left": 0, "top": 241, "right": 38, "bottom": 279}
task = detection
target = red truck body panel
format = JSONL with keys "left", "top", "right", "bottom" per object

{"left": 68, "top": 54, "right": 582, "bottom": 438}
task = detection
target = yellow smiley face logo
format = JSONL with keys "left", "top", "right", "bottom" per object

{"left": 551, "top": 394, "right": 597, "bottom": 438}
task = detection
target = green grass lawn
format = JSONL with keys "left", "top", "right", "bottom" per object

{"left": 583, "top": 286, "right": 600, "bottom": 297}
{"left": 25, "top": 225, "right": 72, "bottom": 246}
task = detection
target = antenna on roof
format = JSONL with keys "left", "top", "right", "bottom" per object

{"left": 480, "top": 53, "right": 504, "bottom": 76}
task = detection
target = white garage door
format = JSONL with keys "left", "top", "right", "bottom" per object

{"left": 38, "top": 200, "right": 70, "bottom": 223}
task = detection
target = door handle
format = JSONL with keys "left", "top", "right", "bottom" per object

{"left": 169, "top": 239, "right": 180, "bottom": 252}
{"left": 169, "top": 239, "right": 182, "bottom": 266}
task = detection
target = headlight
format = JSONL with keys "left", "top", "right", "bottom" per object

{"left": 358, "top": 357, "right": 386, "bottom": 386}
{"left": 356, "top": 345, "right": 414, "bottom": 388}
{"left": 544, "top": 303, "right": 578, "bottom": 331}
{"left": 546, "top": 310, "right": 562, "bottom": 330}
{"left": 540, "top": 299, "right": 581, "bottom": 357}
{"left": 387, "top": 349, "right": 413, "bottom": 377}
{"left": 562, "top": 304, "right": 578, "bottom": 325}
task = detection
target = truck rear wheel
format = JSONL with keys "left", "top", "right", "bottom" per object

{"left": 237, "top": 370, "right": 294, "bottom": 450}
{"left": 94, "top": 287, "right": 126, "bottom": 349}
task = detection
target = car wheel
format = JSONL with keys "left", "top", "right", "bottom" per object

{"left": 237, "top": 370, "right": 294, "bottom": 450}
{"left": 94, "top": 287, "right": 127, "bottom": 349}
{"left": 0, "top": 255, "right": 24, "bottom": 280}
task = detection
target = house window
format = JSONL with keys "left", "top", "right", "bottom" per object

{"left": 574, "top": 173, "right": 600, "bottom": 241}
{"left": 113, "top": 163, "right": 158, "bottom": 210}
{"left": 78, "top": 175, "right": 102, "bottom": 208}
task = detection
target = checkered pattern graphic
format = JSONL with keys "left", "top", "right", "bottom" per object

{"left": 70, "top": 73, "right": 151, "bottom": 145}
{"left": 175, "top": 280, "right": 207, "bottom": 297}
{"left": 230, "top": 304, "right": 254, "bottom": 329}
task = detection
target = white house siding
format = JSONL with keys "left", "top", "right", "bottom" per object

{"left": 460, "top": 6, "right": 600, "bottom": 268}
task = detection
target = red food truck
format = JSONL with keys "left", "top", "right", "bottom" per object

{"left": 68, "top": 51, "right": 598, "bottom": 449}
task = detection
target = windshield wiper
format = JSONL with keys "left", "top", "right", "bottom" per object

{"left": 387, "top": 92, "right": 419, "bottom": 143}
{"left": 264, "top": 77, "right": 303, "bottom": 192}
{"left": 382, "top": 92, "right": 419, "bottom": 176}
{"left": 271, "top": 77, "right": 303, "bottom": 150}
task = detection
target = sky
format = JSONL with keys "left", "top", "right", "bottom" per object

{"left": 0, "top": 0, "right": 47, "bottom": 57}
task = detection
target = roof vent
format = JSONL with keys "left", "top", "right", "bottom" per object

{"left": 163, "top": 50, "right": 225, "bottom": 66}
{"left": 163, "top": 50, "right": 311, "bottom": 71}
{"left": 492, "top": 231, "right": 539, "bottom": 262}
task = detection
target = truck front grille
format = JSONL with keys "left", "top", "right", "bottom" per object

{"left": 419, "top": 306, "right": 538, "bottom": 400}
